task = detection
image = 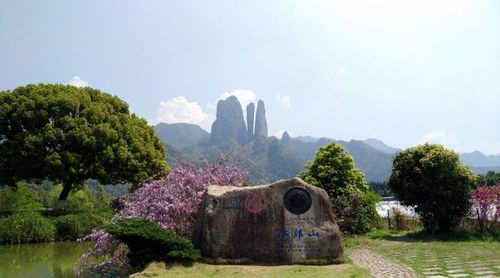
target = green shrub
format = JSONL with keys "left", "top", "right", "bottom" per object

{"left": 332, "top": 191, "right": 382, "bottom": 234}
{"left": 50, "top": 185, "right": 112, "bottom": 213}
{"left": 0, "top": 211, "right": 55, "bottom": 244}
{"left": 299, "top": 142, "right": 382, "bottom": 234}
{"left": 104, "top": 218, "right": 200, "bottom": 268}
{"left": 388, "top": 144, "right": 476, "bottom": 232}
{"left": 54, "top": 212, "right": 111, "bottom": 240}
{"left": 0, "top": 183, "right": 43, "bottom": 212}
{"left": 387, "top": 208, "right": 420, "bottom": 231}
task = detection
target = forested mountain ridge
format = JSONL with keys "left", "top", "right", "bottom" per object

{"left": 154, "top": 98, "right": 499, "bottom": 183}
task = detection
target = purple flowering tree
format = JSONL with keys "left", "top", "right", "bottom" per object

{"left": 472, "top": 184, "right": 500, "bottom": 232}
{"left": 120, "top": 159, "right": 247, "bottom": 236}
{"left": 77, "top": 158, "right": 247, "bottom": 274}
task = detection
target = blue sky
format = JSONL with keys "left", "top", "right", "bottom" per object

{"left": 1, "top": 1, "right": 499, "bottom": 154}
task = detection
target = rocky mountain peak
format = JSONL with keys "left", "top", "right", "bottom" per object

{"left": 254, "top": 100, "right": 268, "bottom": 138}
{"left": 209, "top": 96, "right": 247, "bottom": 145}
{"left": 281, "top": 131, "right": 291, "bottom": 144}
{"left": 246, "top": 103, "right": 255, "bottom": 139}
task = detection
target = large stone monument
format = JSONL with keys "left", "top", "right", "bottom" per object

{"left": 193, "top": 178, "right": 342, "bottom": 264}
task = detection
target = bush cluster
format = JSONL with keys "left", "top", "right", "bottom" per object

{"left": 0, "top": 211, "right": 56, "bottom": 244}
{"left": 332, "top": 191, "right": 382, "bottom": 234}
{"left": 104, "top": 218, "right": 200, "bottom": 268}
{"left": 54, "top": 212, "right": 111, "bottom": 240}
{"left": 0, "top": 211, "right": 112, "bottom": 244}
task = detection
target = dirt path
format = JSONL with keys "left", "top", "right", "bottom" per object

{"left": 349, "top": 248, "right": 418, "bottom": 278}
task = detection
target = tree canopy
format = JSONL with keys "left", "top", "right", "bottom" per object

{"left": 0, "top": 84, "right": 168, "bottom": 209}
{"left": 299, "top": 142, "right": 380, "bottom": 234}
{"left": 300, "top": 142, "right": 369, "bottom": 196}
{"left": 388, "top": 144, "right": 476, "bottom": 232}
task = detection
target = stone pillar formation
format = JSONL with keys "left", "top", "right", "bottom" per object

{"left": 246, "top": 103, "right": 255, "bottom": 139}
{"left": 209, "top": 96, "right": 268, "bottom": 144}
{"left": 254, "top": 100, "right": 268, "bottom": 138}
{"left": 209, "top": 96, "right": 247, "bottom": 145}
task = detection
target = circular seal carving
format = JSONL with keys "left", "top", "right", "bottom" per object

{"left": 283, "top": 187, "right": 312, "bottom": 215}
{"left": 244, "top": 191, "right": 268, "bottom": 214}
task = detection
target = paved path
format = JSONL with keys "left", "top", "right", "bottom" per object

{"left": 349, "top": 248, "right": 418, "bottom": 278}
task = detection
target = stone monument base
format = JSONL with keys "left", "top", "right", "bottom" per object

{"left": 193, "top": 178, "right": 343, "bottom": 264}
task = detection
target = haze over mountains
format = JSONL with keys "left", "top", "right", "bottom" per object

{"left": 155, "top": 97, "right": 500, "bottom": 183}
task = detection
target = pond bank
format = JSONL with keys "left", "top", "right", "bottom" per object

{"left": 0, "top": 242, "right": 91, "bottom": 278}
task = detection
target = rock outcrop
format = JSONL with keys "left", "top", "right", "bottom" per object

{"left": 193, "top": 178, "right": 343, "bottom": 264}
{"left": 246, "top": 103, "right": 255, "bottom": 139}
{"left": 254, "top": 100, "right": 268, "bottom": 138}
{"left": 209, "top": 96, "right": 247, "bottom": 145}
{"left": 281, "top": 131, "right": 291, "bottom": 145}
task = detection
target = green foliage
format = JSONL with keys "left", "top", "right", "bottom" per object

{"left": 50, "top": 184, "right": 111, "bottom": 212}
{"left": 0, "top": 183, "right": 43, "bottom": 212}
{"left": 388, "top": 144, "right": 477, "bottom": 232}
{"left": 0, "top": 211, "right": 56, "bottom": 244}
{"left": 104, "top": 218, "right": 200, "bottom": 268}
{"left": 332, "top": 191, "right": 383, "bottom": 234}
{"left": 388, "top": 208, "right": 418, "bottom": 231}
{"left": 54, "top": 212, "right": 111, "bottom": 240}
{"left": 0, "top": 84, "right": 168, "bottom": 207}
{"left": 299, "top": 142, "right": 382, "bottom": 234}
{"left": 300, "top": 143, "right": 369, "bottom": 196}
{"left": 476, "top": 170, "right": 500, "bottom": 187}
{"left": 369, "top": 181, "right": 392, "bottom": 197}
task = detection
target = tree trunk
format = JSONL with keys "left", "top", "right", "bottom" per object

{"left": 56, "top": 183, "right": 72, "bottom": 210}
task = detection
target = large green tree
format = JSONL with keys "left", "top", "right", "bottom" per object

{"left": 299, "top": 142, "right": 380, "bottom": 234}
{"left": 388, "top": 144, "right": 476, "bottom": 232}
{"left": 0, "top": 84, "right": 168, "bottom": 209}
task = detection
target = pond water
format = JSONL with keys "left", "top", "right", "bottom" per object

{"left": 0, "top": 242, "right": 91, "bottom": 278}
{"left": 376, "top": 200, "right": 417, "bottom": 217}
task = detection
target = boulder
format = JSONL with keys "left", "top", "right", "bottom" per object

{"left": 193, "top": 178, "right": 343, "bottom": 264}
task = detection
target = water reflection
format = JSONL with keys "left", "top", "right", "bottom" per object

{"left": 0, "top": 242, "right": 91, "bottom": 278}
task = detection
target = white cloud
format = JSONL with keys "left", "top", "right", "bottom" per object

{"left": 153, "top": 96, "right": 215, "bottom": 131}
{"left": 418, "top": 131, "right": 500, "bottom": 155}
{"left": 418, "top": 131, "right": 460, "bottom": 148}
{"left": 67, "top": 76, "right": 88, "bottom": 88}
{"left": 276, "top": 94, "right": 291, "bottom": 107}
{"left": 336, "top": 66, "right": 348, "bottom": 75}
{"left": 272, "top": 129, "right": 286, "bottom": 138}
{"left": 218, "top": 89, "right": 257, "bottom": 109}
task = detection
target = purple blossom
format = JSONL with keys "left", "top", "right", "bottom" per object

{"left": 472, "top": 184, "right": 500, "bottom": 232}
{"left": 77, "top": 158, "right": 247, "bottom": 274}
{"left": 119, "top": 159, "right": 247, "bottom": 236}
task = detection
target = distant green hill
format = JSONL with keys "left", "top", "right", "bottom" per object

{"left": 363, "top": 138, "right": 399, "bottom": 154}
{"left": 154, "top": 123, "right": 209, "bottom": 148}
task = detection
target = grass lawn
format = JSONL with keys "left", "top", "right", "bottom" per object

{"left": 131, "top": 262, "right": 369, "bottom": 278}
{"left": 347, "top": 230, "right": 500, "bottom": 277}
{"left": 377, "top": 241, "right": 500, "bottom": 277}
{"left": 132, "top": 230, "right": 500, "bottom": 278}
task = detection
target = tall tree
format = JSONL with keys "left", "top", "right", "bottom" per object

{"left": 388, "top": 144, "right": 476, "bottom": 232}
{"left": 299, "top": 142, "right": 381, "bottom": 234}
{"left": 0, "top": 84, "right": 168, "bottom": 209}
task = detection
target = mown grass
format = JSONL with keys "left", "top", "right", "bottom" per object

{"left": 346, "top": 229, "right": 500, "bottom": 277}
{"left": 132, "top": 262, "right": 369, "bottom": 278}
{"left": 132, "top": 230, "right": 500, "bottom": 278}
